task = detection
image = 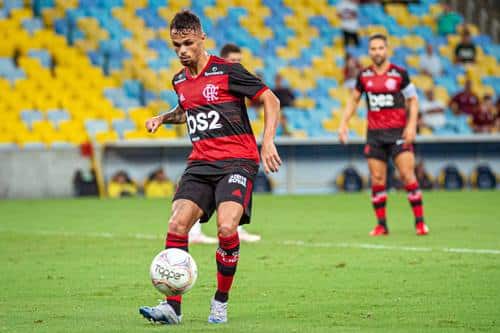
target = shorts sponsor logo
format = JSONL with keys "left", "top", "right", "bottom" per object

{"left": 228, "top": 174, "right": 247, "bottom": 187}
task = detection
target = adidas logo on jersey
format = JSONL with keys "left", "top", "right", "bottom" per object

{"left": 179, "top": 93, "right": 186, "bottom": 102}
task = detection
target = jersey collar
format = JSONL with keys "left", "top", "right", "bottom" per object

{"left": 185, "top": 54, "right": 213, "bottom": 80}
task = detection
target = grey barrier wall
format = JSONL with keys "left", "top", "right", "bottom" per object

{"left": 1, "top": 135, "right": 499, "bottom": 199}
{"left": 99, "top": 136, "right": 500, "bottom": 195}
{"left": 0, "top": 147, "right": 91, "bottom": 199}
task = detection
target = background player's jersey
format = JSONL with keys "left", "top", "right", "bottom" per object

{"left": 172, "top": 55, "right": 268, "bottom": 176}
{"left": 355, "top": 63, "right": 416, "bottom": 142}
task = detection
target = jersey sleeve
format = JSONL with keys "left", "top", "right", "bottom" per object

{"left": 228, "top": 63, "right": 269, "bottom": 100}
{"left": 400, "top": 69, "right": 417, "bottom": 99}
{"left": 354, "top": 72, "right": 364, "bottom": 93}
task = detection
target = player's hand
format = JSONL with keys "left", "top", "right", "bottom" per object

{"left": 402, "top": 124, "right": 416, "bottom": 144}
{"left": 338, "top": 124, "right": 349, "bottom": 144}
{"left": 145, "top": 116, "right": 163, "bottom": 133}
{"left": 261, "top": 140, "right": 282, "bottom": 174}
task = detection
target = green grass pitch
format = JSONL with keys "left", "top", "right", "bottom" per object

{"left": 1, "top": 191, "right": 499, "bottom": 332}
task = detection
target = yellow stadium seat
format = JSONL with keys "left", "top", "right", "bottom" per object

{"left": 156, "top": 127, "right": 178, "bottom": 139}
{"left": 251, "top": 120, "right": 264, "bottom": 137}
{"left": 434, "top": 86, "right": 450, "bottom": 105}
{"left": 294, "top": 98, "right": 315, "bottom": 109}
{"left": 412, "top": 75, "right": 433, "bottom": 91}
{"left": 95, "top": 131, "right": 119, "bottom": 144}
{"left": 123, "top": 130, "right": 151, "bottom": 140}
{"left": 429, "top": 3, "right": 444, "bottom": 16}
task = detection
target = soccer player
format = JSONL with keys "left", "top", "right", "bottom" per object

{"left": 189, "top": 43, "right": 262, "bottom": 244}
{"left": 139, "top": 10, "right": 281, "bottom": 324}
{"left": 338, "top": 34, "right": 429, "bottom": 236}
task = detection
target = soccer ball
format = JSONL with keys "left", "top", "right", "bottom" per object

{"left": 149, "top": 248, "right": 198, "bottom": 296}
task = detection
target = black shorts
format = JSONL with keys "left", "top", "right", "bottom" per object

{"left": 364, "top": 140, "right": 414, "bottom": 162}
{"left": 173, "top": 172, "right": 254, "bottom": 225}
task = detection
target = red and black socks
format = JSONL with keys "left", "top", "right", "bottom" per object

{"left": 405, "top": 182, "right": 424, "bottom": 225}
{"left": 215, "top": 232, "right": 240, "bottom": 303}
{"left": 371, "top": 184, "right": 388, "bottom": 228}
{"left": 165, "top": 232, "right": 188, "bottom": 316}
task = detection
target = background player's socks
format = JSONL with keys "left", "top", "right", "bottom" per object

{"left": 215, "top": 233, "right": 240, "bottom": 303}
{"left": 371, "top": 185, "right": 388, "bottom": 228}
{"left": 165, "top": 232, "right": 188, "bottom": 316}
{"left": 405, "top": 182, "right": 424, "bottom": 225}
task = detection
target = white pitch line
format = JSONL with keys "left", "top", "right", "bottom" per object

{"left": 1, "top": 229, "right": 500, "bottom": 255}
{"left": 280, "top": 240, "right": 500, "bottom": 255}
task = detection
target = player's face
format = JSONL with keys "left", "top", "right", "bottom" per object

{"left": 224, "top": 52, "right": 242, "bottom": 63}
{"left": 369, "top": 39, "right": 388, "bottom": 66}
{"left": 170, "top": 29, "right": 205, "bottom": 67}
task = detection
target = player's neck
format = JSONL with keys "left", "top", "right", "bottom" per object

{"left": 187, "top": 52, "right": 210, "bottom": 77}
{"left": 373, "top": 61, "right": 390, "bottom": 75}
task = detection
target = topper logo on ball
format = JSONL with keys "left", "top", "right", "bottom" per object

{"left": 155, "top": 264, "right": 185, "bottom": 280}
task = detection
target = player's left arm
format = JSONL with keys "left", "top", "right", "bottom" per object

{"left": 401, "top": 70, "right": 419, "bottom": 144}
{"left": 257, "top": 89, "right": 282, "bottom": 174}
{"left": 228, "top": 63, "right": 282, "bottom": 173}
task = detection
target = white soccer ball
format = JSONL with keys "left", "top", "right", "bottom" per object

{"left": 149, "top": 248, "right": 198, "bottom": 296}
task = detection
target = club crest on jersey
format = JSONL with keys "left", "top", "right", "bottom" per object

{"left": 228, "top": 174, "right": 247, "bottom": 187}
{"left": 202, "top": 84, "right": 219, "bottom": 102}
{"left": 385, "top": 78, "right": 397, "bottom": 91}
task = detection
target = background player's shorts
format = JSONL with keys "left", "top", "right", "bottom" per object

{"left": 173, "top": 172, "right": 254, "bottom": 225}
{"left": 364, "top": 141, "right": 414, "bottom": 162}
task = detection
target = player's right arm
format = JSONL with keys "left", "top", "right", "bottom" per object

{"left": 145, "top": 104, "right": 186, "bottom": 133}
{"left": 338, "top": 88, "right": 362, "bottom": 144}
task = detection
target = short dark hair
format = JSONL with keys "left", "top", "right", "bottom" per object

{"left": 170, "top": 10, "right": 202, "bottom": 33}
{"left": 220, "top": 43, "right": 241, "bottom": 58}
{"left": 369, "top": 34, "right": 388, "bottom": 44}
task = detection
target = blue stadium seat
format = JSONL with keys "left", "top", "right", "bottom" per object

{"left": 112, "top": 119, "right": 136, "bottom": 138}
{"left": 47, "top": 109, "right": 70, "bottom": 127}
{"left": 21, "top": 110, "right": 44, "bottom": 128}
{"left": 85, "top": 119, "right": 109, "bottom": 136}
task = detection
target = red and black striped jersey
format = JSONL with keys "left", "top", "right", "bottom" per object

{"left": 355, "top": 63, "right": 416, "bottom": 140}
{"left": 172, "top": 55, "right": 268, "bottom": 176}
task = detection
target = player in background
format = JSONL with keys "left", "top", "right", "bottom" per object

{"left": 139, "top": 10, "right": 281, "bottom": 324}
{"left": 188, "top": 43, "right": 262, "bottom": 244}
{"left": 338, "top": 34, "right": 429, "bottom": 236}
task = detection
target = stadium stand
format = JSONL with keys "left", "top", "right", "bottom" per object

{"left": 0, "top": 0, "right": 499, "bottom": 149}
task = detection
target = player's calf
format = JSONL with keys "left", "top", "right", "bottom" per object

{"left": 371, "top": 184, "right": 388, "bottom": 233}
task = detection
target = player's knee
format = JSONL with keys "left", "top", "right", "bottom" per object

{"left": 218, "top": 223, "right": 238, "bottom": 237}
{"left": 371, "top": 173, "right": 385, "bottom": 185}
{"left": 217, "top": 211, "right": 239, "bottom": 237}
{"left": 168, "top": 214, "right": 190, "bottom": 235}
{"left": 400, "top": 172, "right": 416, "bottom": 185}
